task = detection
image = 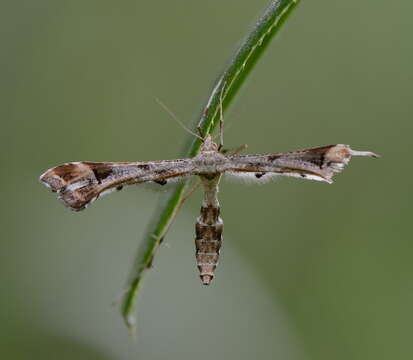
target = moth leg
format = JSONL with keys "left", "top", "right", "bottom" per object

{"left": 221, "top": 144, "right": 248, "bottom": 156}
{"left": 158, "top": 180, "right": 202, "bottom": 240}
{"left": 111, "top": 286, "right": 132, "bottom": 306}
{"left": 218, "top": 82, "right": 226, "bottom": 151}
{"left": 229, "top": 144, "right": 248, "bottom": 156}
{"left": 178, "top": 180, "right": 202, "bottom": 210}
{"left": 197, "top": 125, "right": 204, "bottom": 138}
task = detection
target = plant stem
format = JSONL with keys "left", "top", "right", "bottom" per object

{"left": 121, "top": 0, "right": 301, "bottom": 332}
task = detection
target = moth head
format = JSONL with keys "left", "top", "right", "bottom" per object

{"left": 200, "top": 135, "right": 219, "bottom": 152}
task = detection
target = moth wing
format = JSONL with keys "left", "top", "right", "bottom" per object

{"left": 39, "top": 159, "right": 194, "bottom": 211}
{"left": 225, "top": 144, "right": 378, "bottom": 184}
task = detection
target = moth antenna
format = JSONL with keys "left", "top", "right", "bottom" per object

{"left": 155, "top": 98, "right": 203, "bottom": 141}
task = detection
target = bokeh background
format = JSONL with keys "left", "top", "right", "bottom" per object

{"left": 2, "top": 1, "right": 412, "bottom": 359}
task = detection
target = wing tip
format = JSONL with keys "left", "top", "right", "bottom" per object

{"left": 349, "top": 148, "right": 380, "bottom": 159}
{"left": 39, "top": 163, "right": 100, "bottom": 211}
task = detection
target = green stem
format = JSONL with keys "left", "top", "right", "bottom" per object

{"left": 121, "top": 0, "right": 301, "bottom": 332}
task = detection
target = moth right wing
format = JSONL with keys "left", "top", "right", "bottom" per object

{"left": 39, "top": 158, "right": 195, "bottom": 211}
{"left": 225, "top": 144, "right": 379, "bottom": 184}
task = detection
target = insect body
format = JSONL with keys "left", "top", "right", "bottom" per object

{"left": 39, "top": 135, "right": 378, "bottom": 284}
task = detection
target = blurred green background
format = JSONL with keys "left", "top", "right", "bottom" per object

{"left": 2, "top": 0, "right": 412, "bottom": 359}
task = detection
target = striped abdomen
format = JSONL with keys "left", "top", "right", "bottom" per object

{"left": 195, "top": 204, "right": 223, "bottom": 285}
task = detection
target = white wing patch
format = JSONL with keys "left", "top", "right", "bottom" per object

{"left": 279, "top": 172, "right": 331, "bottom": 183}
{"left": 225, "top": 171, "right": 331, "bottom": 184}
{"left": 225, "top": 171, "right": 279, "bottom": 184}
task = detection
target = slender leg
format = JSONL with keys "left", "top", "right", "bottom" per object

{"left": 197, "top": 125, "right": 204, "bottom": 139}
{"left": 178, "top": 181, "right": 202, "bottom": 211}
{"left": 229, "top": 144, "right": 248, "bottom": 156}
{"left": 218, "top": 84, "right": 225, "bottom": 150}
{"left": 221, "top": 144, "right": 248, "bottom": 156}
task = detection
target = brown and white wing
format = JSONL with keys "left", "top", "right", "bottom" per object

{"left": 39, "top": 159, "right": 194, "bottom": 211}
{"left": 225, "top": 144, "right": 379, "bottom": 184}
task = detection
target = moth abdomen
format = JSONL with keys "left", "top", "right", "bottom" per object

{"left": 195, "top": 205, "right": 223, "bottom": 285}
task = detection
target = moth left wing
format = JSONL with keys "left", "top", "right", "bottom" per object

{"left": 225, "top": 144, "right": 379, "bottom": 183}
{"left": 39, "top": 159, "right": 194, "bottom": 211}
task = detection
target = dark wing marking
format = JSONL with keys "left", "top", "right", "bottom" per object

{"left": 225, "top": 144, "right": 379, "bottom": 184}
{"left": 39, "top": 159, "right": 194, "bottom": 211}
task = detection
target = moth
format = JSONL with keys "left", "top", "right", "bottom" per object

{"left": 39, "top": 134, "right": 378, "bottom": 285}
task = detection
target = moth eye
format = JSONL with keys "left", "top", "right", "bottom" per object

{"left": 154, "top": 179, "right": 167, "bottom": 186}
{"left": 116, "top": 185, "right": 123, "bottom": 191}
{"left": 301, "top": 174, "right": 306, "bottom": 178}
{"left": 255, "top": 173, "right": 265, "bottom": 178}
